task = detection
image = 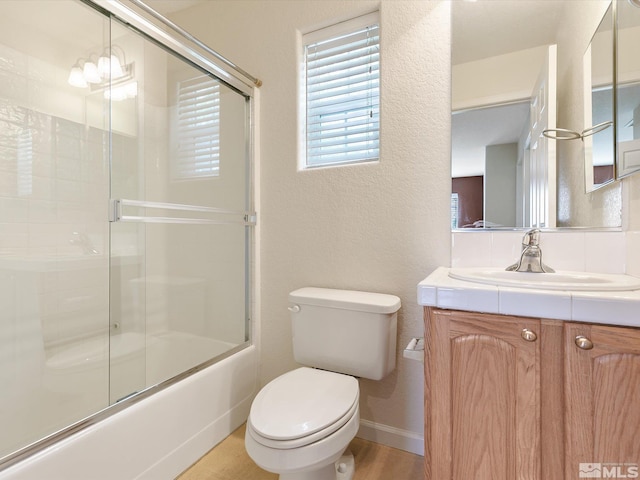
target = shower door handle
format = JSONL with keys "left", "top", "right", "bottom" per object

{"left": 109, "top": 198, "right": 256, "bottom": 226}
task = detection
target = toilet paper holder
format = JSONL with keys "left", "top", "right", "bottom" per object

{"left": 403, "top": 337, "right": 424, "bottom": 362}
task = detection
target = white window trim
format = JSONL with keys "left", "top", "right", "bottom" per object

{"left": 299, "top": 11, "right": 380, "bottom": 170}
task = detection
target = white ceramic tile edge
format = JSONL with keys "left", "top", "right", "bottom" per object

{"left": 418, "top": 267, "right": 640, "bottom": 327}
{"left": 499, "top": 286, "right": 572, "bottom": 320}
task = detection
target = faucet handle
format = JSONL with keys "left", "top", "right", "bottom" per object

{"left": 522, "top": 228, "right": 540, "bottom": 247}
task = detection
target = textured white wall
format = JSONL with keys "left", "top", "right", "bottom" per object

{"left": 171, "top": 0, "right": 451, "bottom": 444}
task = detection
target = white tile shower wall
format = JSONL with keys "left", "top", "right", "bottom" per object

{"left": 452, "top": 230, "right": 628, "bottom": 274}
{"left": 627, "top": 231, "right": 640, "bottom": 277}
{"left": 0, "top": 57, "right": 110, "bottom": 350}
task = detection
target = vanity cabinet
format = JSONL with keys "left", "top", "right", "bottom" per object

{"left": 424, "top": 307, "right": 640, "bottom": 480}
{"left": 564, "top": 322, "right": 640, "bottom": 479}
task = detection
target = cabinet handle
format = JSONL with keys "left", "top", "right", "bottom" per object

{"left": 574, "top": 335, "right": 594, "bottom": 350}
{"left": 521, "top": 328, "right": 537, "bottom": 342}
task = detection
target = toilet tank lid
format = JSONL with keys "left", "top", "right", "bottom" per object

{"left": 289, "top": 287, "right": 401, "bottom": 314}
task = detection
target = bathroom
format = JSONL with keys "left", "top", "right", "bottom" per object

{"left": 0, "top": 0, "right": 639, "bottom": 479}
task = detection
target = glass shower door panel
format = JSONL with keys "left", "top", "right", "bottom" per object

{"left": 142, "top": 222, "right": 247, "bottom": 386}
{"left": 0, "top": 1, "right": 110, "bottom": 460}
{"left": 109, "top": 20, "right": 250, "bottom": 400}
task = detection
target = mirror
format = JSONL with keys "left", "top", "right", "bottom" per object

{"left": 584, "top": 3, "right": 614, "bottom": 192}
{"left": 617, "top": 0, "right": 640, "bottom": 178}
{"left": 451, "top": 0, "right": 621, "bottom": 230}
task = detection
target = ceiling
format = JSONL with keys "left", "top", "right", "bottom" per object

{"left": 143, "top": 0, "right": 204, "bottom": 15}
{"left": 452, "top": 0, "right": 565, "bottom": 65}
{"left": 451, "top": 0, "right": 569, "bottom": 178}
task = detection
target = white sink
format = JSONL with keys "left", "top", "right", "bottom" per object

{"left": 448, "top": 267, "right": 640, "bottom": 292}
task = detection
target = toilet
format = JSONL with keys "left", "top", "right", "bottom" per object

{"left": 245, "top": 287, "right": 401, "bottom": 480}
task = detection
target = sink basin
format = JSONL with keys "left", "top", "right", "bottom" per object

{"left": 448, "top": 267, "right": 640, "bottom": 291}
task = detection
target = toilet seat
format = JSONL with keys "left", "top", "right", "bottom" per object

{"left": 248, "top": 367, "right": 359, "bottom": 449}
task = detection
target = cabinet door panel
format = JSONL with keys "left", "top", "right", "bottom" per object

{"left": 451, "top": 334, "right": 516, "bottom": 479}
{"left": 565, "top": 323, "right": 640, "bottom": 478}
{"left": 425, "top": 308, "right": 540, "bottom": 480}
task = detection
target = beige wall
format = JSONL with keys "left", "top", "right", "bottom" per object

{"left": 171, "top": 0, "right": 452, "bottom": 444}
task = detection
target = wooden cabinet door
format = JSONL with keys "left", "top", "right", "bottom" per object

{"left": 424, "top": 308, "right": 540, "bottom": 480}
{"left": 564, "top": 322, "right": 640, "bottom": 479}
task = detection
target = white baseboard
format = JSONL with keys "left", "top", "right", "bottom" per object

{"left": 356, "top": 419, "right": 424, "bottom": 456}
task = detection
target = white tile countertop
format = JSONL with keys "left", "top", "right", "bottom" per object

{"left": 418, "top": 266, "right": 640, "bottom": 327}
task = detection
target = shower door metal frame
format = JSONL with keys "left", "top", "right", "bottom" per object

{"left": 91, "top": 0, "right": 258, "bottom": 96}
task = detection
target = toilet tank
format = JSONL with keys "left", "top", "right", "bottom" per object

{"left": 289, "top": 287, "right": 401, "bottom": 381}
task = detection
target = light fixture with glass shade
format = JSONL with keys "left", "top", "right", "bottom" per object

{"left": 67, "top": 61, "right": 88, "bottom": 88}
{"left": 82, "top": 57, "right": 102, "bottom": 84}
{"left": 97, "top": 53, "right": 123, "bottom": 80}
{"left": 68, "top": 45, "right": 135, "bottom": 100}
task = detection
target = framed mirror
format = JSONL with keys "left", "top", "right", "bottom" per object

{"left": 617, "top": 0, "right": 640, "bottom": 178}
{"left": 583, "top": 3, "right": 615, "bottom": 192}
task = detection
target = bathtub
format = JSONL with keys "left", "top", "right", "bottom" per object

{"left": 0, "top": 343, "right": 258, "bottom": 479}
{"left": 44, "top": 331, "right": 240, "bottom": 403}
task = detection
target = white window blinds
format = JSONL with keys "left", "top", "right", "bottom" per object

{"left": 304, "top": 13, "right": 380, "bottom": 168}
{"left": 176, "top": 75, "right": 220, "bottom": 178}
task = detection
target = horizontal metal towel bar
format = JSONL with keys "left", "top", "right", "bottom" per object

{"left": 109, "top": 199, "right": 256, "bottom": 226}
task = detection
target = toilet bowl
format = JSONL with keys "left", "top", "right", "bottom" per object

{"left": 245, "top": 367, "right": 359, "bottom": 480}
{"left": 245, "top": 288, "right": 401, "bottom": 480}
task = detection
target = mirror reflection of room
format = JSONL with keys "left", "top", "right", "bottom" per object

{"left": 451, "top": 102, "right": 529, "bottom": 228}
{"left": 583, "top": 3, "right": 614, "bottom": 191}
{"left": 451, "top": 1, "right": 561, "bottom": 229}
{"left": 451, "top": 0, "right": 621, "bottom": 230}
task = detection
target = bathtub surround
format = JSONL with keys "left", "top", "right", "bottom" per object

{"left": 170, "top": 0, "right": 452, "bottom": 456}
{"left": 0, "top": 0, "right": 257, "bottom": 476}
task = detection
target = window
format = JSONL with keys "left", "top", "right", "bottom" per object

{"left": 451, "top": 193, "right": 459, "bottom": 229}
{"left": 303, "top": 12, "right": 380, "bottom": 168}
{"left": 175, "top": 75, "right": 220, "bottom": 179}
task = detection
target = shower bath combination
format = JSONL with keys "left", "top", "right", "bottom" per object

{"left": 0, "top": 0, "right": 257, "bottom": 474}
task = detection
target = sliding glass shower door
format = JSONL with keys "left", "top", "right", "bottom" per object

{"left": 108, "top": 17, "right": 251, "bottom": 402}
{"left": 0, "top": 0, "right": 111, "bottom": 460}
{"left": 0, "top": 0, "right": 252, "bottom": 466}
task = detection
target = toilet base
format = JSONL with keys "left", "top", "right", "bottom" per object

{"left": 336, "top": 450, "right": 355, "bottom": 480}
{"left": 279, "top": 450, "right": 355, "bottom": 480}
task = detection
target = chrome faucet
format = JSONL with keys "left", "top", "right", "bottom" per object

{"left": 69, "top": 231, "right": 100, "bottom": 255}
{"left": 506, "top": 229, "right": 555, "bottom": 273}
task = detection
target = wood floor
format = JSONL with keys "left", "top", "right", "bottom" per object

{"left": 177, "top": 424, "right": 424, "bottom": 480}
